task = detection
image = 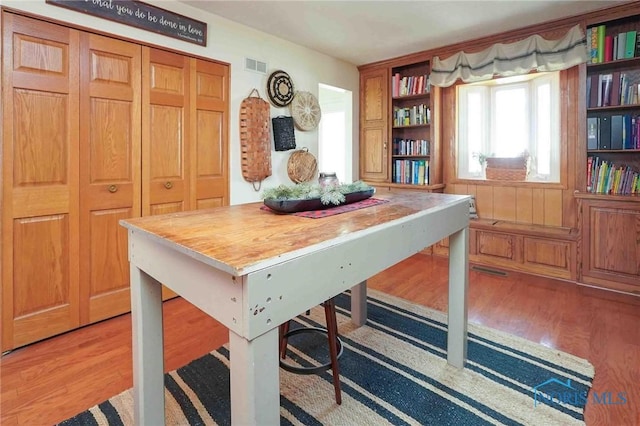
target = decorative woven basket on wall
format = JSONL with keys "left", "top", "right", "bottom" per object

{"left": 240, "top": 89, "right": 272, "bottom": 190}
{"left": 485, "top": 156, "right": 529, "bottom": 181}
{"left": 287, "top": 148, "right": 317, "bottom": 183}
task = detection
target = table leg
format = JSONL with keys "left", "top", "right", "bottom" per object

{"left": 229, "top": 327, "right": 279, "bottom": 425}
{"left": 350, "top": 281, "right": 367, "bottom": 326}
{"left": 131, "top": 265, "right": 165, "bottom": 425}
{"left": 447, "top": 226, "right": 469, "bottom": 368}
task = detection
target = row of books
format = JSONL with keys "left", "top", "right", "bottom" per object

{"left": 587, "top": 114, "right": 640, "bottom": 150}
{"left": 587, "top": 156, "right": 640, "bottom": 195}
{"left": 392, "top": 105, "right": 430, "bottom": 127}
{"left": 392, "top": 73, "right": 431, "bottom": 98}
{"left": 587, "top": 71, "right": 640, "bottom": 108}
{"left": 587, "top": 25, "right": 640, "bottom": 64}
{"left": 392, "top": 138, "right": 430, "bottom": 156}
{"left": 393, "top": 159, "right": 429, "bottom": 185}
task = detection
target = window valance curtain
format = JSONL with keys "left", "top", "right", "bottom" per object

{"left": 430, "top": 24, "right": 588, "bottom": 87}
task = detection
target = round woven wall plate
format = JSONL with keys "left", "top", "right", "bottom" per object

{"left": 267, "top": 70, "right": 294, "bottom": 107}
{"left": 287, "top": 148, "right": 317, "bottom": 183}
{"left": 291, "top": 91, "right": 321, "bottom": 131}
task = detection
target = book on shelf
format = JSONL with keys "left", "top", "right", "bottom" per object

{"left": 393, "top": 159, "right": 429, "bottom": 185}
{"left": 588, "top": 156, "right": 640, "bottom": 195}
{"left": 616, "top": 32, "right": 626, "bottom": 60}
{"left": 626, "top": 30, "right": 637, "bottom": 58}
{"left": 610, "top": 71, "right": 621, "bottom": 106}
{"left": 600, "top": 73, "right": 613, "bottom": 106}
{"left": 597, "top": 25, "right": 606, "bottom": 63}
{"left": 392, "top": 138, "right": 430, "bottom": 156}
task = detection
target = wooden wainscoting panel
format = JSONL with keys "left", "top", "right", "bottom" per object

{"left": 516, "top": 187, "right": 534, "bottom": 223}
{"left": 475, "top": 185, "right": 494, "bottom": 219}
{"left": 532, "top": 188, "right": 545, "bottom": 225}
{"left": 493, "top": 185, "right": 517, "bottom": 222}
{"left": 544, "top": 189, "right": 563, "bottom": 227}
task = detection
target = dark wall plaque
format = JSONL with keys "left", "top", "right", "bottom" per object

{"left": 46, "top": 0, "right": 207, "bottom": 46}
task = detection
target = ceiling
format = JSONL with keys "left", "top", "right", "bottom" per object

{"left": 179, "top": 1, "right": 624, "bottom": 66}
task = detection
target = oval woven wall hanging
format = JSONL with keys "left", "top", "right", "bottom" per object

{"left": 287, "top": 148, "right": 318, "bottom": 183}
{"left": 267, "top": 70, "right": 294, "bottom": 107}
{"left": 290, "top": 91, "right": 321, "bottom": 131}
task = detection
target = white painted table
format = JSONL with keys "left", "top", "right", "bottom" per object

{"left": 120, "top": 190, "right": 470, "bottom": 425}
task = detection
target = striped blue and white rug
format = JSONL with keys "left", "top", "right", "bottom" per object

{"left": 60, "top": 290, "right": 594, "bottom": 425}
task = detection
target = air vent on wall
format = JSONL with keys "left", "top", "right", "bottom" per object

{"left": 245, "top": 57, "right": 267, "bottom": 74}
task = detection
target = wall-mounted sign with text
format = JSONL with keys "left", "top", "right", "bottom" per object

{"left": 46, "top": 0, "right": 207, "bottom": 46}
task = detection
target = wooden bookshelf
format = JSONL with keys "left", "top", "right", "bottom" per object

{"left": 580, "top": 8, "right": 640, "bottom": 294}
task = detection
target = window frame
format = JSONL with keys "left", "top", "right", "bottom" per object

{"left": 456, "top": 72, "right": 562, "bottom": 183}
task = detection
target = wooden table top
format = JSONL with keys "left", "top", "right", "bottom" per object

{"left": 120, "top": 191, "right": 469, "bottom": 276}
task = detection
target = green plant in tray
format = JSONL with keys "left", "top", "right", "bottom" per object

{"left": 262, "top": 181, "right": 372, "bottom": 206}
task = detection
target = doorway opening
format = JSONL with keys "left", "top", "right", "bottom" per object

{"left": 318, "top": 83, "right": 353, "bottom": 183}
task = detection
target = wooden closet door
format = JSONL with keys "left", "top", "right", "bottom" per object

{"left": 142, "top": 48, "right": 190, "bottom": 216}
{"left": 1, "top": 14, "right": 80, "bottom": 350}
{"left": 78, "top": 33, "right": 141, "bottom": 324}
{"left": 190, "top": 59, "right": 230, "bottom": 209}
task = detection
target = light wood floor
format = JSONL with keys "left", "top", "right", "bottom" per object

{"left": 2, "top": 254, "right": 639, "bottom": 425}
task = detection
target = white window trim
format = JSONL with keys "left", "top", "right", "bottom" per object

{"left": 456, "top": 72, "right": 560, "bottom": 183}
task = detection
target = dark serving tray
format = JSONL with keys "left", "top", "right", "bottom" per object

{"left": 263, "top": 188, "right": 375, "bottom": 213}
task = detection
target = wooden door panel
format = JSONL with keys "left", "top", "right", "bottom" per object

{"left": 143, "top": 48, "right": 190, "bottom": 215}
{"left": 523, "top": 238, "right": 569, "bottom": 269}
{"left": 590, "top": 207, "right": 640, "bottom": 276}
{"left": 89, "top": 98, "right": 134, "bottom": 182}
{"left": 477, "top": 231, "right": 517, "bottom": 260}
{"left": 87, "top": 208, "right": 132, "bottom": 323}
{"left": 12, "top": 90, "right": 68, "bottom": 186}
{"left": 12, "top": 215, "right": 77, "bottom": 347}
{"left": 13, "top": 215, "right": 71, "bottom": 314}
{"left": 149, "top": 104, "right": 184, "bottom": 179}
{"left": 79, "top": 32, "right": 141, "bottom": 324}
{"left": 2, "top": 13, "right": 80, "bottom": 350}
{"left": 362, "top": 71, "right": 386, "bottom": 123}
{"left": 196, "top": 199, "right": 224, "bottom": 210}
{"left": 360, "top": 126, "right": 387, "bottom": 180}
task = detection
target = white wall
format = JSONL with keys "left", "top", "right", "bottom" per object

{"left": 1, "top": 0, "right": 360, "bottom": 205}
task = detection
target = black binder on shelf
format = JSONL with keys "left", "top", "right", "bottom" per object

{"left": 587, "top": 117, "right": 599, "bottom": 150}
{"left": 598, "top": 115, "right": 611, "bottom": 150}
{"left": 610, "top": 115, "right": 623, "bottom": 150}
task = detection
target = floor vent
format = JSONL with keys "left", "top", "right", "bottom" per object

{"left": 471, "top": 265, "right": 508, "bottom": 276}
{"left": 245, "top": 57, "right": 267, "bottom": 74}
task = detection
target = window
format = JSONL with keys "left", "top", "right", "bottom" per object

{"left": 456, "top": 72, "right": 560, "bottom": 182}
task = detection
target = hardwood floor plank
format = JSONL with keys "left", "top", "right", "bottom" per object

{"left": 1, "top": 253, "right": 638, "bottom": 425}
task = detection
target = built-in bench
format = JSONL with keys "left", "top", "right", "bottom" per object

{"left": 433, "top": 218, "right": 578, "bottom": 281}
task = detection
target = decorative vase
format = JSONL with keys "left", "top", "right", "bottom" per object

{"left": 318, "top": 172, "right": 339, "bottom": 188}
